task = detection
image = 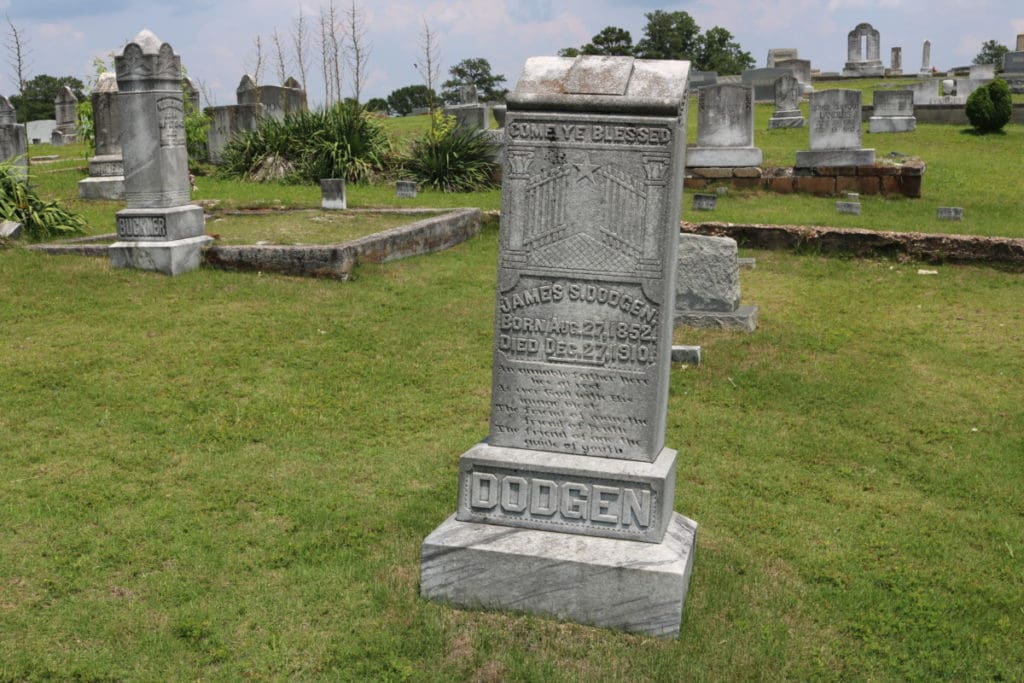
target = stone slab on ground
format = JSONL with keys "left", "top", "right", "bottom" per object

{"left": 794, "top": 149, "right": 875, "bottom": 168}
{"left": 109, "top": 235, "right": 213, "bottom": 276}
{"left": 78, "top": 175, "right": 125, "bottom": 200}
{"left": 674, "top": 305, "right": 759, "bottom": 332}
{"left": 420, "top": 512, "right": 697, "bottom": 638}
{"left": 670, "top": 345, "right": 701, "bottom": 364}
{"left": 686, "top": 147, "right": 763, "bottom": 167}
{"left": 868, "top": 116, "right": 916, "bottom": 133}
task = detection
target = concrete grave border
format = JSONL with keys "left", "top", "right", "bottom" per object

{"left": 28, "top": 207, "right": 482, "bottom": 279}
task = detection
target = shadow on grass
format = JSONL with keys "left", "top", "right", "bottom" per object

{"left": 958, "top": 127, "right": 1009, "bottom": 136}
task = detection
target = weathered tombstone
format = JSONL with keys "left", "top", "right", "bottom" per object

{"left": 688, "top": 70, "right": 718, "bottom": 90}
{"left": 395, "top": 180, "right": 417, "bottom": 198}
{"left": 907, "top": 78, "right": 940, "bottom": 105}
{"left": 206, "top": 103, "right": 264, "bottom": 164}
{"left": 459, "top": 84, "right": 478, "bottom": 104}
{"left": 920, "top": 40, "right": 932, "bottom": 76}
{"left": 869, "top": 90, "right": 916, "bottom": 133}
{"left": 670, "top": 345, "right": 701, "bottom": 364}
{"left": 937, "top": 207, "right": 963, "bottom": 220}
{"left": 692, "top": 193, "right": 717, "bottom": 211}
{"left": 795, "top": 89, "right": 874, "bottom": 167}
{"left": 0, "top": 96, "right": 28, "bottom": 180}
{"left": 843, "top": 23, "right": 884, "bottom": 77}
{"left": 51, "top": 86, "right": 78, "bottom": 145}
{"left": 687, "top": 84, "right": 762, "bottom": 167}
{"left": 236, "top": 74, "right": 307, "bottom": 119}
{"left": 181, "top": 76, "right": 201, "bottom": 112}
{"left": 78, "top": 72, "right": 126, "bottom": 199}
{"left": 1018, "top": 34, "right": 1024, "bottom": 52}
{"left": 768, "top": 74, "right": 805, "bottom": 129}
{"left": 775, "top": 58, "right": 811, "bottom": 86}
{"left": 421, "top": 55, "right": 697, "bottom": 638}
{"left": 444, "top": 102, "right": 489, "bottom": 132}
{"left": 1003, "top": 52, "right": 1024, "bottom": 74}
{"left": 767, "top": 48, "right": 799, "bottom": 68}
{"left": 320, "top": 178, "right": 346, "bottom": 210}
{"left": 674, "top": 234, "right": 757, "bottom": 332}
{"left": 742, "top": 67, "right": 790, "bottom": 101}
{"left": 109, "top": 29, "right": 211, "bottom": 276}
{"left": 836, "top": 200, "right": 861, "bottom": 214}
{"left": 969, "top": 64, "right": 995, "bottom": 81}
{"left": 890, "top": 47, "right": 903, "bottom": 75}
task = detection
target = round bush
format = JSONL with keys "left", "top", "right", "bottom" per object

{"left": 966, "top": 79, "right": 1012, "bottom": 133}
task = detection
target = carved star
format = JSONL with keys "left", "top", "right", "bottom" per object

{"left": 573, "top": 157, "right": 602, "bottom": 184}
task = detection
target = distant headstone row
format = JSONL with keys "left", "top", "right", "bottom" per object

{"left": 207, "top": 75, "right": 307, "bottom": 164}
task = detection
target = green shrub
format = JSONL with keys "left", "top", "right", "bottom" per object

{"left": 403, "top": 112, "right": 499, "bottom": 192}
{"left": 217, "top": 102, "right": 391, "bottom": 184}
{"left": 0, "top": 163, "right": 86, "bottom": 241}
{"left": 965, "top": 79, "right": 1012, "bottom": 133}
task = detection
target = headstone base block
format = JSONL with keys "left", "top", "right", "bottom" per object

{"left": 420, "top": 512, "right": 697, "bottom": 638}
{"left": 110, "top": 235, "right": 212, "bottom": 276}
{"left": 687, "top": 146, "right": 763, "bottom": 167}
{"left": 78, "top": 176, "right": 126, "bottom": 200}
{"left": 868, "top": 116, "right": 916, "bottom": 133}
{"left": 674, "top": 305, "right": 758, "bottom": 332}
{"left": 795, "top": 149, "right": 876, "bottom": 168}
{"left": 768, "top": 112, "right": 805, "bottom": 129}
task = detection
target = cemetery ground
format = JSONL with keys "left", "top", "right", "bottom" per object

{"left": 1, "top": 101, "right": 1022, "bottom": 679}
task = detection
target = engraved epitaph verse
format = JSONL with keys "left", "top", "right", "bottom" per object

{"left": 491, "top": 112, "right": 681, "bottom": 461}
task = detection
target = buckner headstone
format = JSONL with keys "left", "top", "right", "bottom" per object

{"left": 795, "top": 89, "right": 874, "bottom": 167}
{"left": 420, "top": 55, "right": 697, "bottom": 638}
{"left": 109, "top": 29, "right": 210, "bottom": 275}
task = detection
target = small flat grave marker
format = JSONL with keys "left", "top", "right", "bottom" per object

{"left": 936, "top": 207, "right": 963, "bottom": 221}
{"left": 320, "top": 178, "right": 347, "bottom": 210}
{"left": 836, "top": 201, "right": 861, "bottom": 215}
{"left": 692, "top": 193, "right": 717, "bottom": 211}
{"left": 396, "top": 180, "right": 417, "bottom": 198}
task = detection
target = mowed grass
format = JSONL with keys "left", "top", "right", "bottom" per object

{"left": 1, "top": 219, "right": 1022, "bottom": 679}
{"left": 205, "top": 210, "right": 441, "bottom": 245}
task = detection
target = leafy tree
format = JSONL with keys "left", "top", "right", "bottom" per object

{"left": 10, "top": 74, "right": 86, "bottom": 122}
{"left": 582, "top": 26, "right": 634, "bottom": 56}
{"left": 634, "top": 10, "right": 701, "bottom": 61}
{"left": 441, "top": 58, "right": 507, "bottom": 104}
{"left": 696, "top": 26, "right": 754, "bottom": 74}
{"left": 973, "top": 40, "right": 1009, "bottom": 67}
{"left": 557, "top": 46, "right": 581, "bottom": 58}
{"left": 364, "top": 97, "right": 388, "bottom": 113}
{"left": 386, "top": 84, "right": 436, "bottom": 116}
{"left": 966, "top": 78, "right": 1012, "bottom": 133}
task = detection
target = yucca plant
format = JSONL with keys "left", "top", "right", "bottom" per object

{"left": 0, "top": 162, "right": 86, "bottom": 241}
{"left": 216, "top": 101, "right": 391, "bottom": 184}
{"left": 404, "top": 113, "right": 499, "bottom": 193}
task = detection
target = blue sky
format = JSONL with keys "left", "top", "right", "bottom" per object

{"left": 1, "top": 0, "right": 1022, "bottom": 107}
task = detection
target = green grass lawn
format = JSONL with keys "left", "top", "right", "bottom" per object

{"left": 1, "top": 223, "right": 1022, "bottom": 680}
{"left": 0, "top": 85, "right": 1021, "bottom": 679}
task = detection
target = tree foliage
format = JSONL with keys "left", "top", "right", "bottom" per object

{"left": 973, "top": 40, "right": 1009, "bottom": 67}
{"left": 387, "top": 84, "right": 436, "bottom": 116}
{"left": 441, "top": 58, "right": 507, "bottom": 104}
{"left": 10, "top": 74, "right": 85, "bottom": 122}
{"left": 557, "top": 12, "right": 753, "bottom": 74}
{"left": 965, "top": 78, "right": 1013, "bottom": 133}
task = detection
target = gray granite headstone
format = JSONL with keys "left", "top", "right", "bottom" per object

{"left": 937, "top": 207, "right": 963, "bottom": 220}
{"left": 236, "top": 74, "right": 307, "bottom": 119}
{"left": 395, "top": 180, "right": 417, "bottom": 198}
{"left": 688, "top": 84, "right": 762, "bottom": 167}
{"left": 869, "top": 90, "right": 916, "bottom": 133}
{"left": 688, "top": 70, "right": 718, "bottom": 90}
{"left": 78, "top": 72, "right": 125, "bottom": 199}
{"left": 51, "top": 86, "right": 78, "bottom": 145}
{"left": 0, "top": 96, "right": 27, "bottom": 180}
{"left": 1018, "top": 34, "right": 1024, "bottom": 52}
{"left": 795, "top": 89, "right": 874, "bottom": 167}
{"left": 674, "top": 233, "right": 757, "bottom": 332}
{"left": 444, "top": 103, "right": 489, "bottom": 132}
{"left": 768, "top": 74, "right": 805, "bottom": 129}
{"left": 320, "top": 178, "right": 346, "bottom": 210}
{"left": 890, "top": 47, "right": 903, "bottom": 74}
{"left": 1002, "top": 52, "right": 1024, "bottom": 74}
{"left": 742, "top": 67, "right": 791, "bottom": 101}
{"left": 109, "top": 29, "right": 210, "bottom": 276}
{"left": 207, "top": 103, "right": 264, "bottom": 164}
{"left": 775, "top": 58, "right": 811, "bottom": 86}
{"left": 836, "top": 201, "right": 861, "bottom": 214}
{"left": 767, "top": 48, "right": 799, "bottom": 68}
{"left": 421, "top": 55, "right": 697, "bottom": 638}
{"left": 459, "top": 84, "right": 478, "bottom": 104}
